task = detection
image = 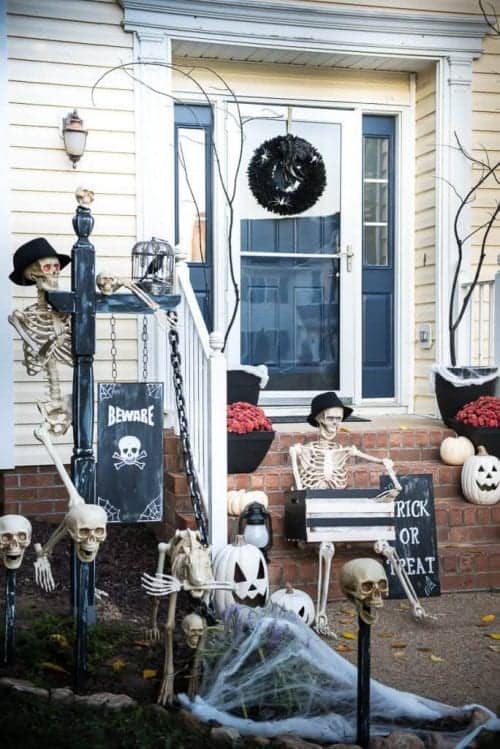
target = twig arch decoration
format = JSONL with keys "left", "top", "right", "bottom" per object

{"left": 248, "top": 134, "right": 327, "bottom": 216}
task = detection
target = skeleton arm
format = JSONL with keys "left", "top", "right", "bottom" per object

{"left": 348, "top": 446, "right": 402, "bottom": 498}
{"left": 289, "top": 444, "right": 305, "bottom": 490}
{"left": 8, "top": 310, "right": 41, "bottom": 352}
{"left": 33, "top": 521, "right": 68, "bottom": 592}
{"left": 141, "top": 572, "right": 235, "bottom": 597}
{"left": 34, "top": 423, "right": 84, "bottom": 508}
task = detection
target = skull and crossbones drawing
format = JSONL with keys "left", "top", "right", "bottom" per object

{"left": 112, "top": 435, "right": 147, "bottom": 470}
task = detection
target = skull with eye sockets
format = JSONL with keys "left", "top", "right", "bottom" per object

{"left": 340, "top": 558, "right": 389, "bottom": 625}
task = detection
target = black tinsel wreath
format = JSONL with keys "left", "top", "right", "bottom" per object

{"left": 247, "top": 133, "right": 327, "bottom": 216}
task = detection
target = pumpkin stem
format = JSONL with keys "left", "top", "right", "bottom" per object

{"left": 233, "top": 534, "right": 246, "bottom": 546}
{"left": 477, "top": 445, "right": 488, "bottom": 456}
{"left": 285, "top": 582, "right": 294, "bottom": 594}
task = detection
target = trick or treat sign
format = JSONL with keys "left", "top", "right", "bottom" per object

{"left": 96, "top": 383, "right": 164, "bottom": 523}
{"left": 380, "top": 473, "right": 441, "bottom": 599}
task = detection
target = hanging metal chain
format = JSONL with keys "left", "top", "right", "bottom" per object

{"left": 110, "top": 314, "right": 118, "bottom": 382}
{"left": 141, "top": 315, "right": 149, "bottom": 381}
{"left": 166, "top": 310, "right": 209, "bottom": 546}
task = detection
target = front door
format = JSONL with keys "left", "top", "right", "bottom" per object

{"left": 233, "top": 104, "right": 361, "bottom": 403}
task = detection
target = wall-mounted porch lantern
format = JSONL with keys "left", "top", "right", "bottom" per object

{"left": 62, "top": 110, "right": 88, "bottom": 169}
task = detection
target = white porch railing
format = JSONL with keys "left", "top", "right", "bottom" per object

{"left": 459, "top": 276, "right": 497, "bottom": 367}
{"left": 164, "top": 254, "right": 227, "bottom": 554}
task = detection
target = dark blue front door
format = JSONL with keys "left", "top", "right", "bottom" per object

{"left": 362, "top": 116, "right": 395, "bottom": 398}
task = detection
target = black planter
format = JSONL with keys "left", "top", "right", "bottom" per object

{"left": 434, "top": 367, "right": 498, "bottom": 427}
{"left": 227, "top": 430, "right": 275, "bottom": 474}
{"left": 448, "top": 419, "right": 500, "bottom": 459}
{"left": 227, "top": 370, "right": 261, "bottom": 405}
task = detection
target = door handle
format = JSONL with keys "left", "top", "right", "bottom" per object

{"left": 329, "top": 245, "right": 354, "bottom": 273}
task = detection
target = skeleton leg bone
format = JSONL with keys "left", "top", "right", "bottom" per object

{"left": 315, "top": 541, "right": 336, "bottom": 638}
{"left": 145, "top": 542, "right": 169, "bottom": 642}
{"left": 374, "top": 540, "right": 433, "bottom": 621}
{"left": 158, "top": 591, "right": 178, "bottom": 706}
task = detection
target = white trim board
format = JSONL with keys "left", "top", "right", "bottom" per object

{"left": 120, "top": 0, "right": 487, "bottom": 59}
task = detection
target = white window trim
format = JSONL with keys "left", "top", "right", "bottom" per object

{"left": 1, "top": 0, "right": 14, "bottom": 469}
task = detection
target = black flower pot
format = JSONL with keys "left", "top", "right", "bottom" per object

{"left": 448, "top": 419, "right": 500, "bottom": 459}
{"left": 227, "top": 370, "right": 261, "bottom": 405}
{"left": 227, "top": 430, "right": 275, "bottom": 474}
{"left": 434, "top": 367, "right": 498, "bottom": 427}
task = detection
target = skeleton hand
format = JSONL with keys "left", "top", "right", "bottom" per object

{"left": 141, "top": 572, "right": 182, "bottom": 597}
{"left": 33, "top": 543, "right": 55, "bottom": 592}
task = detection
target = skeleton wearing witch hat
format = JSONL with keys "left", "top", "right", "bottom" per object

{"left": 8, "top": 237, "right": 72, "bottom": 435}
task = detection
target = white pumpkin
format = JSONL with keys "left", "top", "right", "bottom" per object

{"left": 270, "top": 583, "right": 315, "bottom": 626}
{"left": 461, "top": 446, "right": 500, "bottom": 505}
{"left": 440, "top": 435, "right": 475, "bottom": 466}
{"left": 227, "top": 490, "right": 269, "bottom": 517}
{"left": 212, "top": 535, "right": 269, "bottom": 616}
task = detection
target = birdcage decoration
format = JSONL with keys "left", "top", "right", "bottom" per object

{"left": 131, "top": 237, "right": 175, "bottom": 296}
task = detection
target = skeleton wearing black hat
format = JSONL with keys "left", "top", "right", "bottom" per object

{"left": 289, "top": 392, "right": 403, "bottom": 636}
{"left": 8, "top": 237, "right": 73, "bottom": 435}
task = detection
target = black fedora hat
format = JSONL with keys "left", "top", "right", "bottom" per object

{"left": 9, "top": 238, "right": 71, "bottom": 286}
{"left": 307, "top": 391, "right": 353, "bottom": 427}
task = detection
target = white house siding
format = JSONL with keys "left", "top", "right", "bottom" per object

{"left": 7, "top": 0, "right": 136, "bottom": 465}
{"left": 413, "top": 64, "right": 437, "bottom": 416}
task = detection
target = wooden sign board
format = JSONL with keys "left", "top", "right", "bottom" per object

{"left": 379, "top": 473, "right": 441, "bottom": 599}
{"left": 96, "top": 382, "right": 164, "bottom": 523}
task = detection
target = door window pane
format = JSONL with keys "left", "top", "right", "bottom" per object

{"left": 364, "top": 137, "right": 388, "bottom": 179}
{"left": 363, "top": 225, "right": 388, "bottom": 266}
{"left": 363, "top": 182, "right": 388, "bottom": 223}
{"left": 363, "top": 135, "right": 389, "bottom": 267}
{"left": 177, "top": 127, "right": 207, "bottom": 264}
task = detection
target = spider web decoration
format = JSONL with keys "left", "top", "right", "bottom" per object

{"left": 146, "top": 383, "right": 163, "bottom": 400}
{"left": 99, "top": 383, "right": 117, "bottom": 401}
{"left": 96, "top": 496, "right": 121, "bottom": 523}
{"left": 138, "top": 494, "right": 163, "bottom": 522}
{"left": 248, "top": 134, "right": 327, "bottom": 216}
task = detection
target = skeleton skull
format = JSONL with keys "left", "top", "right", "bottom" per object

{"left": 65, "top": 505, "right": 107, "bottom": 563}
{"left": 23, "top": 257, "right": 61, "bottom": 290}
{"left": 75, "top": 186, "right": 94, "bottom": 207}
{"left": 96, "top": 272, "right": 121, "bottom": 296}
{"left": 340, "top": 558, "right": 389, "bottom": 625}
{"left": 0, "top": 514, "right": 32, "bottom": 570}
{"left": 182, "top": 613, "right": 206, "bottom": 649}
{"left": 316, "top": 406, "right": 344, "bottom": 441}
{"left": 118, "top": 435, "right": 142, "bottom": 464}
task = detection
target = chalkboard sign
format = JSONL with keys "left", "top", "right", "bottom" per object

{"left": 379, "top": 474, "right": 441, "bottom": 599}
{"left": 96, "top": 382, "right": 164, "bottom": 523}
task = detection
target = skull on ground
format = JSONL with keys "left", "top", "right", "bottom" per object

{"left": 0, "top": 514, "right": 32, "bottom": 570}
{"left": 182, "top": 613, "right": 207, "bottom": 649}
{"left": 340, "top": 557, "right": 389, "bottom": 625}
{"left": 23, "top": 257, "right": 61, "bottom": 290}
{"left": 65, "top": 505, "right": 107, "bottom": 563}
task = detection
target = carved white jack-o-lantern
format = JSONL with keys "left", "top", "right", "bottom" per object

{"left": 0, "top": 515, "right": 32, "bottom": 570}
{"left": 340, "top": 558, "right": 389, "bottom": 625}
{"left": 270, "top": 583, "right": 315, "bottom": 626}
{"left": 65, "top": 505, "right": 107, "bottom": 563}
{"left": 213, "top": 535, "right": 269, "bottom": 616}
{"left": 461, "top": 446, "right": 500, "bottom": 505}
